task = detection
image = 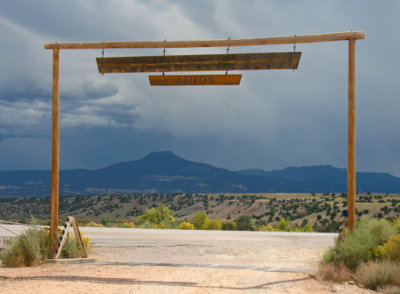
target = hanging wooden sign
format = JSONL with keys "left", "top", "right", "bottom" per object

{"left": 149, "top": 74, "right": 242, "bottom": 86}
{"left": 97, "top": 52, "right": 301, "bottom": 74}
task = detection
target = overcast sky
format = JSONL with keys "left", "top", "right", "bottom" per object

{"left": 0, "top": 1, "right": 399, "bottom": 177}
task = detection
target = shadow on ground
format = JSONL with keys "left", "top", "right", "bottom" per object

{"left": 1, "top": 275, "right": 312, "bottom": 290}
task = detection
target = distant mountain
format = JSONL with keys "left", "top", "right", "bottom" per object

{"left": 1, "top": 152, "right": 400, "bottom": 197}
{"left": 238, "top": 165, "right": 400, "bottom": 193}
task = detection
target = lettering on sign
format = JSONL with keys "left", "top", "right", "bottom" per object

{"left": 179, "top": 75, "right": 214, "bottom": 85}
{"left": 149, "top": 74, "right": 242, "bottom": 86}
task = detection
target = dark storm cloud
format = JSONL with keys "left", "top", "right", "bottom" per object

{"left": 82, "top": 81, "right": 119, "bottom": 100}
{"left": 59, "top": 126, "right": 176, "bottom": 170}
{"left": 0, "top": 81, "right": 49, "bottom": 102}
{"left": 0, "top": 1, "right": 400, "bottom": 178}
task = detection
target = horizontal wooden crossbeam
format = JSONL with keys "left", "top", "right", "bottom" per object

{"left": 97, "top": 52, "right": 301, "bottom": 73}
{"left": 44, "top": 31, "right": 364, "bottom": 50}
{"left": 149, "top": 74, "right": 242, "bottom": 86}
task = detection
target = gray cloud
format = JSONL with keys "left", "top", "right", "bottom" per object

{"left": 0, "top": 1, "right": 400, "bottom": 177}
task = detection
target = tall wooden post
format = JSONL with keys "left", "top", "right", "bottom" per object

{"left": 49, "top": 48, "right": 60, "bottom": 258}
{"left": 347, "top": 39, "right": 356, "bottom": 232}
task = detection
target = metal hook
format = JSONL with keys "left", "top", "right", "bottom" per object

{"left": 163, "top": 38, "right": 167, "bottom": 56}
{"left": 163, "top": 39, "right": 166, "bottom": 76}
{"left": 293, "top": 34, "right": 296, "bottom": 52}
{"left": 226, "top": 37, "right": 230, "bottom": 54}
{"left": 101, "top": 41, "right": 105, "bottom": 75}
{"left": 226, "top": 37, "right": 230, "bottom": 75}
{"left": 293, "top": 34, "right": 297, "bottom": 71}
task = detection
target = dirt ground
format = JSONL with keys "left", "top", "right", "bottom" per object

{"left": 0, "top": 263, "right": 375, "bottom": 294}
{"left": 0, "top": 227, "right": 375, "bottom": 293}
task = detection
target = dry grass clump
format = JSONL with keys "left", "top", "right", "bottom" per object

{"left": 318, "top": 263, "right": 352, "bottom": 283}
{"left": 86, "top": 221, "right": 105, "bottom": 227}
{"left": 380, "top": 285, "right": 400, "bottom": 294}
{"left": 355, "top": 260, "right": 400, "bottom": 290}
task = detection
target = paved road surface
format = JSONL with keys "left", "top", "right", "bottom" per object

{"left": 1, "top": 225, "right": 336, "bottom": 271}
{"left": 2, "top": 226, "right": 375, "bottom": 293}
{"left": 83, "top": 228, "right": 336, "bottom": 271}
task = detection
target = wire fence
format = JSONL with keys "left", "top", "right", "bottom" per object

{"left": 0, "top": 219, "right": 42, "bottom": 239}
{"left": 0, "top": 219, "right": 41, "bottom": 228}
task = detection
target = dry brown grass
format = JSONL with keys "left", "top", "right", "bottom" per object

{"left": 318, "top": 263, "right": 353, "bottom": 283}
{"left": 356, "top": 261, "right": 400, "bottom": 290}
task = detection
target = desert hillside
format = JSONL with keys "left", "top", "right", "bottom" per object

{"left": 1, "top": 192, "right": 399, "bottom": 231}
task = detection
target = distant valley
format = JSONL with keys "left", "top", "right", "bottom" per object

{"left": 1, "top": 151, "right": 400, "bottom": 197}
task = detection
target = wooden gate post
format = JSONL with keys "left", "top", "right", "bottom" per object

{"left": 49, "top": 48, "right": 60, "bottom": 258}
{"left": 347, "top": 39, "right": 356, "bottom": 232}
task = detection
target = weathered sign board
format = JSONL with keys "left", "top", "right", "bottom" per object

{"left": 149, "top": 74, "right": 242, "bottom": 86}
{"left": 97, "top": 52, "right": 301, "bottom": 74}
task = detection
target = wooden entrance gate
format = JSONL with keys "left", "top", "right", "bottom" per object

{"left": 44, "top": 31, "right": 365, "bottom": 258}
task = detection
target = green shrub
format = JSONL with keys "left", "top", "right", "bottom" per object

{"left": 138, "top": 221, "right": 155, "bottom": 229}
{"left": 323, "top": 218, "right": 396, "bottom": 271}
{"left": 361, "top": 218, "right": 397, "bottom": 244}
{"left": 300, "top": 222, "right": 314, "bottom": 232}
{"left": 372, "top": 235, "right": 400, "bottom": 262}
{"left": 0, "top": 227, "right": 48, "bottom": 267}
{"left": 118, "top": 222, "right": 135, "bottom": 228}
{"left": 222, "top": 221, "right": 237, "bottom": 231}
{"left": 383, "top": 235, "right": 400, "bottom": 262}
{"left": 179, "top": 221, "right": 194, "bottom": 230}
{"left": 193, "top": 212, "right": 208, "bottom": 230}
{"left": 287, "top": 222, "right": 314, "bottom": 232}
{"left": 101, "top": 217, "right": 111, "bottom": 226}
{"left": 59, "top": 236, "right": 81, "bottom": 259}
{"left": 158, "top": 220, "right": 175, "bottom": 229}
{"left": 236, "top": 215, "right": 254, "bottom": 231}
{"left": 0, "top": 227, "right": 91, "bottom": 267}
{"left": 393, "top": 216, "right": 400, "bottom": 233}
{"left": 278, "top": 218, "right": 290, "bottom": 231}
{"left": 205, "top": 219, "right": 222, "bottom": 230}
{"left": 139, "top": 205, "right": 175, "bottom": 228}
{"left": 322, "top": 247, "right": 338, "bottom": 264}
{"left": 258, "top": 224, "right": 277, "bottom": 232}
{"left": 356, "top": 261, "right": 400, "bottom": 290}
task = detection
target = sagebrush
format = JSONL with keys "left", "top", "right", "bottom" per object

{"left": 0, "top": 227, "right": 90, "bottom": 267}
{"left": 322, "top": 218, "right": 396, "bottom": 271}
{"left": 320, "top": 217, "right": 400, "bottom": 290}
